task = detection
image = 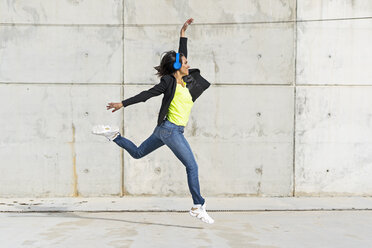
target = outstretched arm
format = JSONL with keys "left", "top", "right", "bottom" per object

{"left": 179, "top": 18, "right": 193, "bottom": 58}
{"left": 107, "top": 78, "right": 169, "bottom": 113}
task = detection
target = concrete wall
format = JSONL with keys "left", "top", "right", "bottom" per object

{"left": 0, "top": 0, "right": 371, "bottom": 197}
{"left": 296, "top": 0, "right": 372, "bottom": 196}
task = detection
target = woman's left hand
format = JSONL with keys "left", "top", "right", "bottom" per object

{"left": 106, "top": 102, "right": 123, "bottom": 113}
{"left": 180, "top": 18, "right": 194, "bottom": 37}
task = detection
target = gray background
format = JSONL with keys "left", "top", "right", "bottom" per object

{"left": 1, "top": 0, "right": 372, "bottom": 197}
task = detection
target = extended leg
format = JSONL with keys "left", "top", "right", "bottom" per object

{"left": 161, "top": 130, "right": 205, "bottom": 205}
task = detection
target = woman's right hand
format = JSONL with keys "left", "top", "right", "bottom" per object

{"left": 106, "top": 102, "right": 123, "bottom": 112}
{"left": 180, "top": 18, "right": 194, "bottom": 37}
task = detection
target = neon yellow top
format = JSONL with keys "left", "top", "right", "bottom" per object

{"left": 167, "top": 80, "right": 194, "bottom": 126}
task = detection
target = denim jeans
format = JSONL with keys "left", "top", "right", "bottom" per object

{"left": 113, "top": 120, "right": 205, "bottom": 205}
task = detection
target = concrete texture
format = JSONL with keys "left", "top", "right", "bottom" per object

{"left": 124, "top": 24, "right": 294, "bottom": 85}
{"left": 296, "top": 20, "right": 372, "bottom": 85}
{"left": 1, "top": 197, "right": 372, "bottom": 212}
{"left": 295, "top": 87, "right": 372, "bottom": 196}
{"left": 298, "top": 0, "right": 372, "bottom": 20}
{"left": 0, "top": 26, "right": 122, "bottom": 83}
{"left": 0, "top": 0, "right": 123, "bottom": 24}
{"left": 0, "top": 85, "right": 123, "bottom": 197}
{"left": 124, "top": 0, "right": 295, "bottom": 24}
{"left": 1, "top": 210, "right": 372, "bottom": 248}
{"left": 1, "top": 0, "right": 372, "bottom": 197}
{"left": 1, "top": 197, "right": 372, "bottom": 247}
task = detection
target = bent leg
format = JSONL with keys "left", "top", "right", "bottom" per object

{"left": 113, "top": 131, "right": 164, "bottom": 159}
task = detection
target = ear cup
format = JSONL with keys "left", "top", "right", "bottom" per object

{"left": 173, "top": 53, "right": 182, "bottom": 70}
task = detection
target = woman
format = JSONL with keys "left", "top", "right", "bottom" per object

{"left": 92, "top": 18, "right": 214, "bottom": 224}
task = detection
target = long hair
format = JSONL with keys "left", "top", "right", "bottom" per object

{"left": 154, "top": 50, "right": 184, "bottom": 77}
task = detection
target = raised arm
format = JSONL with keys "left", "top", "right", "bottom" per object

{"left": 106, "top": 19, "right": 194, "bottom": 113}
{"left": 178, "top": 18, "right": 193, "bottom": 58}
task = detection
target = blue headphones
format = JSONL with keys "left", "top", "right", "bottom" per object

{"left": 173, "top": 53, "right": 182, "bottom": 70}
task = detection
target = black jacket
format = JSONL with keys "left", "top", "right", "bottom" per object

{"left": 122, "top": 37, "right": 211, "bottom": 126}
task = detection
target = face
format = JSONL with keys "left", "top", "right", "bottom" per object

{"left": 179, "top": 56, "right": 190, "bottom": 76}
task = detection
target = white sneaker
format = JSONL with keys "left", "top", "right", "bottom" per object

{"left": 189, "top": 203, "right": 214, "bottom": 224}
{"left": 92, "top": 125, "right": 119, "bottom": 141}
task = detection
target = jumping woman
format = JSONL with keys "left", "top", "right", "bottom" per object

{"left": 92, "top": 18, "right": 214, "bottom": 224}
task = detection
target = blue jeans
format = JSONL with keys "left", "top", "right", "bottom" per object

{"left": 113, "top": 120, "right": 205, "bottom": 205}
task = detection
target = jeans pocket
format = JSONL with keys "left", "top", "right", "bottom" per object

{"left": 160, "top": 128, "right": 172, "bottom": 139}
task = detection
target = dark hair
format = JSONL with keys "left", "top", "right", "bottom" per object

{"left": 154, "top": 50, "right": 184, "bottom": 77}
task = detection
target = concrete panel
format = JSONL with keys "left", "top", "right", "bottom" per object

{"left": 297, "top": 20, "right": 372, "bottom": 85}
{"left": 0, "top": 0, "right": 122, "bottom": 24}
{"left": 124, "top": 0, "right": 295, "bottom": 24}
{"left": 295, "top": 86, "right": 372, "bottom": 196}
{"left": 124, "top": 24, "right": 294, "bottom": 85}
{"left": 122, "top": 85, "right": 294, "bottom": 197}
{"left": 0, "top": 26, "right": 122, "bottom": 83}
{"left": 298, "top": 0, "right": 372, "bottom": 20}
{"left": 0, "top": 85, "right": 122, "bottom": 197}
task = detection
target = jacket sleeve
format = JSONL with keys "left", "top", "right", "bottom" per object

{"left": 178, "top": 37, "right": 188, "bottom": 58}
{"left": 122, "top": 78, "right": 168, "bottom": 107}
{"left": 186, "top": 69, "right": 211, "bottom": 102}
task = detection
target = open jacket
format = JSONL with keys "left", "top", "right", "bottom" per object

{"left": 122, "top": 37, "right": 211, "bottom": 126}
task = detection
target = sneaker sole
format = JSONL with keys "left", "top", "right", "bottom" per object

{"left": 189, "top": 211, "right": 214, "bottom": 224}
{"left": 189, "top": 211, "right": 198, "bottom": 217}
{"left": 92, "top": 126, "right": 119, "bottom": 135}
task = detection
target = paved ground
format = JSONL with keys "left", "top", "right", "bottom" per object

{"left": 1, "top": 210, "right": 372, "bottom": 248}
{"left": 1, "top": 197, "right": 372, "bottom": 212}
